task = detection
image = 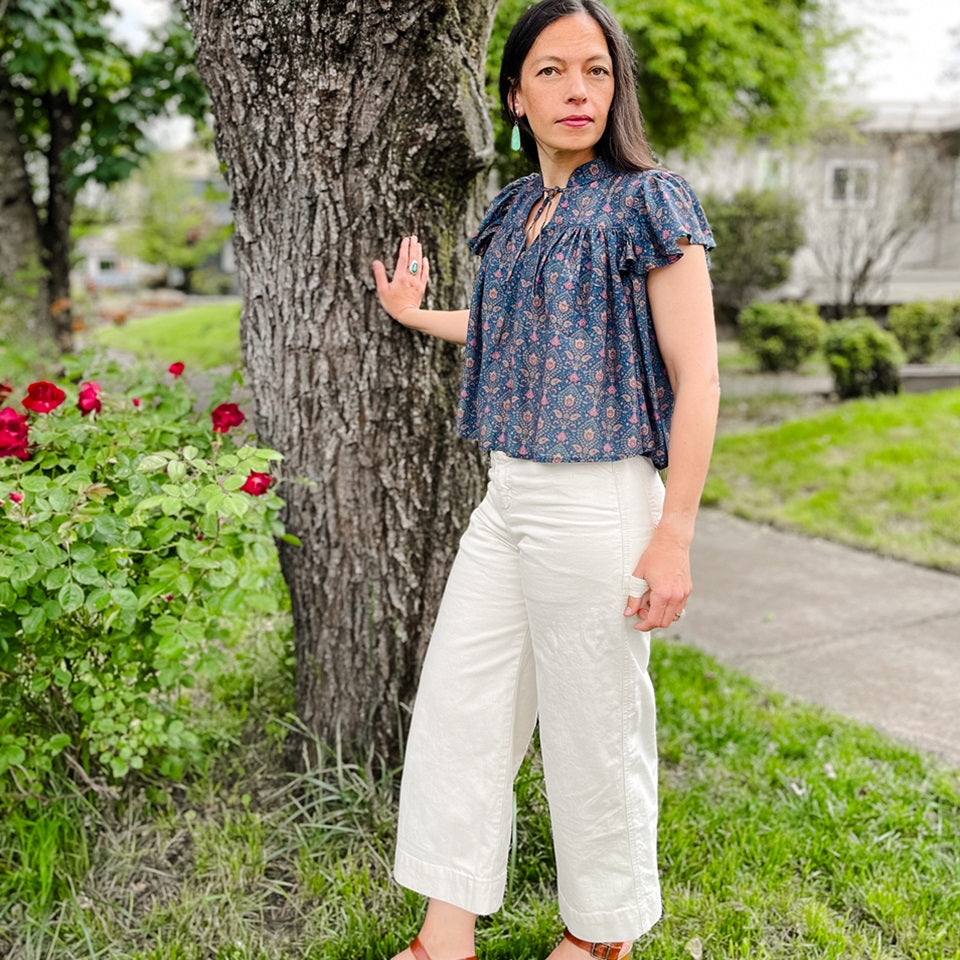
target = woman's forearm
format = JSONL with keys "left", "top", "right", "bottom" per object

{"left": 397, "top": 307, "right": 469, "bottom": 344}
{"left": 656, "top": 373, "right": 720, "bottom": 547}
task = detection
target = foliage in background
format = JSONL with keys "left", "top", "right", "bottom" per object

{"left": 120, "top": 153, "right": 233, "bottom": 294}
{"left": 887, "top": 300, "right": 950, "bottom": 364}
{"left": 0, "top": 351, "right": 293, "bottom": 794}
{"left": 0, "top": 0, "right": 208, "bottom": 348}
{"left": 941, "top": 297, "right": 960, "bottom": 340}
{"left": 823, "top": 316, "right": 903, "bottom": 399}
{"left": 486, "top": 0, "right": 841, "bottom": 185}
{"left": 705, "top": 189, "right": 805, "bottom": 323}
{"left": 705, "top": 389, "right": 960, "bottom": 573}
{"left": 738, "top": 301, "right": 826, "bottom": 373}
{"left": 94, "top": 300, "right": 242, "bottom": 370}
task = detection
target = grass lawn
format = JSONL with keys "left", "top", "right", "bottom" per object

{"left": 2, "top": 636, "right": 957, "bottom": 959}
{"left": 704, "top": 389, "right": 960, "bottom": 573}
{"left": 92, "top": 299, "right": 242, "bottom": 370}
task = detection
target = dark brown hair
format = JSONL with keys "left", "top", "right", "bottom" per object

{"left": 499, "top": 0, "right": 657, "bottom": 172}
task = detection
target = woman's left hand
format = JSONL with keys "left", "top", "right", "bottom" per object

{"left": 623, "top": 529, "right": 692, "bottom": 630}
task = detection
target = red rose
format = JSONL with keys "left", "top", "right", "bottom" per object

{"left": 77, "top": 381, "right": 102, "bottom": 416}
{"left": 8, "top": 491, "right": 23, "bottom": 503}
{"left": 0, "top": 381, "right": 12, "bottom": 402}
{"left": 22, "top": 380, "right": 66, "bottom": 413}
{"left": 0, "top": 406, "right": 30, "bottom": 460}
{"left": 132, "top": 397, "right": 142, "bottom": 408}
{"left": 240, "top": 471, "right": 274, "bottom": 496}
{"left": 168, "top": 362, "right": 185, "bottom": 377}
{"left": 210, "top": 402, "right": 246, "bottom": 434}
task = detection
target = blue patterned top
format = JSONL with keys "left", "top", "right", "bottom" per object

{"left": 457, "top": 156, "right": 714, "bottom": 467}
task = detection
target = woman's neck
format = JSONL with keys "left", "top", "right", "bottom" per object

{"left": 537, "top": 147, "right": 597, "bottom": 189}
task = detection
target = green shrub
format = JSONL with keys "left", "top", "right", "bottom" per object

{"left": 738, "top": 301, "right": 826, "bottom": 372}
{"left": 934, "top": 298, "right": 960, "bottom": 341}
{"left": 703, "top": 189, "right": 805, "bottom": 322}
{"left": 823, "top": 317, "right": 903, "bottom": 399}
{"left": 887, "top": 301, "right": 948, "bottom": 363}
{"left": 0, "top": 352, "right": 297, "bottom": 793}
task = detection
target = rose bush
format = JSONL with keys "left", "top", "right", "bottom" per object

{"left": 0, "top": 353, "right": 297, "bottom": 791}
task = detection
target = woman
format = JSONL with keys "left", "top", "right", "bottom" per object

{"left": 371, "top": 2, "right": 718, "bottom": 958}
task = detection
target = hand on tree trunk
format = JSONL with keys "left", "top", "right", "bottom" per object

{"left": 372, "top": 234, "right": 430, "bottom": 322}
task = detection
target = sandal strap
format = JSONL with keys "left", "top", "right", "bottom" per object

{"left": 563, "top": 927, "right": 629, "bottom": 960}
{"left": 409, "top": 935, "right": 477, "bottom": 960}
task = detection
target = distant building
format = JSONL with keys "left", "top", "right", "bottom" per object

{"left": 73, "top": 145, "right": 236, "bottom": 293}
{"left": 677, "top": 100, "right": 960, "bottom": 310}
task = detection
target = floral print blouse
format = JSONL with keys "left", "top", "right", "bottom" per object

{"left": 457, "top": 156, "right": 714, "bottom": 468}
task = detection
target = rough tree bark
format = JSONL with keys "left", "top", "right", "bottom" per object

{"left": 184, "top": 0, "right": 496, "bottom": 762}
{"left": 0, "top": 78, "right": 52, "bottom": 341}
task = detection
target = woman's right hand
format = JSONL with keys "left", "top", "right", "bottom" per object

{"left": 372, "top": 234, "right": 430, "bottom": 325}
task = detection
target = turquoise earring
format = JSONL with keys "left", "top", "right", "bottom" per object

{"left": 511, "top": 120, "right": 521, "bottom": 152}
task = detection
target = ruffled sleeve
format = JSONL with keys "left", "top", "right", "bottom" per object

{"left": 619, "top": 170, "right": 715, "bottom": 274}
{"left": 467, "top": 176, "right": 528, "bottom": 258}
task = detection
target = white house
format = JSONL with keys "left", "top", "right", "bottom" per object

{"left": 675, "top": 100, "right": 960, "bottom": 310}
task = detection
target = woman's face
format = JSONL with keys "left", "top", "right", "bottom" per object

{"left": 511, "top": 12, "right": 614, "bottom": 164}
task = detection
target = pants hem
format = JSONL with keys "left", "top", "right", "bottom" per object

{"left": 393, "top": 848, "right": 506, "bottom": 916}
{"left": 558, "top": 889, "right": 663, "bottom": 942}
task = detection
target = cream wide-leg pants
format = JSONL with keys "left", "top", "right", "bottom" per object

{"left": 393, "top": 451, "right": 666, "bottom": 941}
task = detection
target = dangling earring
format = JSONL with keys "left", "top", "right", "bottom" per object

{"left": 511, "top": 120, "right": 521, "bottom": 152}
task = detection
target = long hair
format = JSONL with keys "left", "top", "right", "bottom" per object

{"left": 499, "top": 0, "right": 658, "bottom": 172}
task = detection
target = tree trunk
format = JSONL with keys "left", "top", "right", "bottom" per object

{"left": 0, "top": 76, "right": 52, "bottom": 341}
{"left": 184, "top": 0, "right": 495, "bottom": 763}
{"left": 38, "top": 91, "right": 77, "bottom": 353}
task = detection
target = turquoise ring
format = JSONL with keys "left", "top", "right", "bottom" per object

{"left": 409, "top": 260, "right": 419, "bottom": 275}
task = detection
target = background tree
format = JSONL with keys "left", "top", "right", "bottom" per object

{"left": 488, "top": 0, "right": 842, "bottom": 184}
{"left": 0, "top": 0, "right": 207, "bottom": 350}
{"left": 704, "top": 188, "right": 805, "bottom": 325}
{"left": 182, "top": 0, "right": 840, "bottom": 765}
{"left": 806, "top": 136, "right": 942, "bottom": 318}
{"left": 121, "top": 152, "right": 232, "bottom": 293}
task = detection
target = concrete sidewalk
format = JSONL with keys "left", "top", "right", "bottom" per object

{"left": 676, "top": 510, "right": 960, "bottom": 767}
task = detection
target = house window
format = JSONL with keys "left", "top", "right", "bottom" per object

{"left": 98, "top": 259, "right": 116, "bottom": 272}
{"left": 758, "top": 151, "right": 783, "bottom": 190}
{"left": 826, "top": 161, "right": 876, "bottom": 207}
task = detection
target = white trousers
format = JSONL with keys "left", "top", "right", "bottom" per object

{"left": 394, "top": 451, "right": 666, "bottom": 941}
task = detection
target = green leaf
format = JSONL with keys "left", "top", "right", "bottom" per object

{"left": 44, "top": 567, "right": 70, "bottom": 590}
{"left": 21, "top": 606, "right": 46, "bottom": 635}
{"left": 167, "top": 461, "right": 187, "bottom": 482}
{"left": 137, "top": 454, "right": 171, "bottom": 472}
{"left": 85, "top": 588, "right": 111, "bottom": 613}
{"left": 34, "top": 541, "right": 63, "bottom": 567}
{"left": 47, "top": 488, "right": 74, "bottom": 512}
{"left": 71, "top": 543, "right": 96, "bottom": 563}
{"left": 47, "top": 733, "right": 71, "bottom": 754}
{"left": 110, "top": 588, "right": 138, "bottom": 610}
{"left": 19, "top": 474, "right": 49, "bottom": 492}
{"left": 72, "top": 565, "right": 103, "bottom": 586}
{"left": 58, "top": 582, "right": 85, "bottom": 614}
{"left": 280, "top": 533, "right": 302, "bottom": 546}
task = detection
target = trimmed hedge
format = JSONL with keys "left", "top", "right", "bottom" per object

{"left": 738, "top": 301, "right": 826, "bottom": 372}
{"left": 887, "top": 301, "right": 948, "bottom": 363}
{"left": 824, "top": 317, "right": 903, "bottom": 399}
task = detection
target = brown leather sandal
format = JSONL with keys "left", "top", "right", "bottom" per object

{"left": 409, "top": 934, "right": 477, "bottom": 960}
{"left": 563, "top": 927, "right": 630, "bottom": 960}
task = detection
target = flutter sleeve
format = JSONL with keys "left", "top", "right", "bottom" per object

{"left": 619, "top": 169, "right": 715, "bottom": 274}
{"left": 467, "top": 177, "right": 527, "bottom": 258}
